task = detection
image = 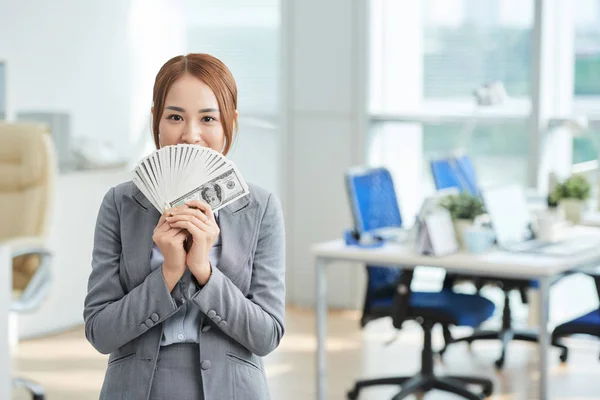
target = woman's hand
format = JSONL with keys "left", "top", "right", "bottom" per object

{"left": 166, "top": 200, "right": 220, "bottom": 286}
{"left": 153, "top": 208, "right": 188, "bottom": 292}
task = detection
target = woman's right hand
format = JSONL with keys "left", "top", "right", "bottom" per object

{"left": 153, "top": 208, "right": 188, "bottom": 292}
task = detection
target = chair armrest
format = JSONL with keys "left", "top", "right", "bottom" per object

{"left": 0, "top": 236, "right": 51, "bottom": 259}
{"left": 0, "top": 237, "right": 53, "bottom": 313}
{"left": 391, "top": 269, "right": 414, "bottom": 330}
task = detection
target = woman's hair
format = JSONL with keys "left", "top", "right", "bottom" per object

{"left": 152, "top": 53, "right": 238, "bottom": 155}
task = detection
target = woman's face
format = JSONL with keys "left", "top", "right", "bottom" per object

{"left": 156, "top": 73, "right": 225, "bottom": 152}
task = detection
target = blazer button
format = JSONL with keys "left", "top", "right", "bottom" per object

{"left": 145, "top": 318, "right": 153, "bottom": 327}
{"left": 213, "top": 316, "right": 221, "bottom": 323}
{"left": 201, "top": 360, "right": 212, "bottom": 370}
{"left": 202, "top": 325, "right": 211, "bottom": 332}
{"left": 140, "top": 323, "right": 148, "bottom": 330}
{"left": 218, "top": 320, "right": 227, "bottom": 328}
{"left": 207, "top": 310, "right": 217, "bottom": 318}
{"left": 151, "top": 313, "right": 159, "bottom": 322}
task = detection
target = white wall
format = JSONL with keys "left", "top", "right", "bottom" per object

{"left": 0, "top": 0, "right": 188, "bottom": 163}
{"left": 0, "top": 0, "right": 131, "bottom": 157}
{"left": 282, "top": 0, "right": 369, "bottom": 308}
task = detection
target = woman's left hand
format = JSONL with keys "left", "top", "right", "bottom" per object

{"left": 166, "top": 200, "right": 220, "bottom": 285}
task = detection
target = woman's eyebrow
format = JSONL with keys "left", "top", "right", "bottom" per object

{"left": 164, "top": 106, "right": 219, "bottom": 113}
{"left": 198, "top": 108, "right": 219, "bottom": 113}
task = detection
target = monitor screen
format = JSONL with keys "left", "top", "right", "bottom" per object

{"left": 481, "top": 184, "right": 533, "bottom": 245}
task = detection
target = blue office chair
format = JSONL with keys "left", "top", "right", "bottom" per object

{"left": 345, "top": 167, "right": 404, "bottom": 326}
{"left": 430, "top": 155, "right": 479, "bottom": 197}
{"left": 345, "top": 167, "right": 494, "bottom": 399}
{"left": 430, "top": 155, "right": 567, "bottom": 368}
{"left": 347, "top": 269, "right": 495, "bottom": 399}
{"left": 552, "top": 274, "right": 600, "bottom": 362}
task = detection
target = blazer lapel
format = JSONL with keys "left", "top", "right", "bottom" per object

{"left": 216, "top": 194, "right": 256, "bottom": 289}
{"left": 121, "top": 188, "right": 161, "bottom": 285}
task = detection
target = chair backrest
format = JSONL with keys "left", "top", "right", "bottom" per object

{"left": 345, "top": 166, "right": 402, "bottom": 233}
{"left": 430, "top": 155, "right": 479, "bottom": 197}
{"left": 345, "top": 167, "right": 403, "bottom": 325}
{"left": 0, "top": 123, "right": 56, "bottom": 293}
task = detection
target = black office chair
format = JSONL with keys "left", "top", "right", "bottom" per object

{"left": 348, "top": 269, "right": 495, "bottom": 400}
{"left": 431, "top": 156, "right": 567, "bottom": 368}
{"left": 552, "top": 273, "right": 600, "bottom": 362}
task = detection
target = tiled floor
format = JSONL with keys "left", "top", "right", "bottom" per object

{"left": 12, "top": 307, "right": 600, "bottom": 400}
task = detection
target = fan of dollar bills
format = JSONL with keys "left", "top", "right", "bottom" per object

{"left": 132, "top": 144, "right": 250, "bottom": 213}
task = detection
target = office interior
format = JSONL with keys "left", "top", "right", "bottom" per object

{"left": 1, "top": 0, "right": 600, "bottom": 399}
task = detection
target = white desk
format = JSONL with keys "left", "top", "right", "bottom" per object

{"left": 311, "top": 227, "right": 600, "bottom": 400}
{"left": 581, "top": 211, "right": 600, "bottom": 228}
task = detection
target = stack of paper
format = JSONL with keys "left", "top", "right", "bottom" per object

{"left": 133, "top": 144, "right": 250, "bottom": 213}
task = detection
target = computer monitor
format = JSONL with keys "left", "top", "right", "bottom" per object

{"left": 481, "top": 184, "right": 534, "bottom": 246}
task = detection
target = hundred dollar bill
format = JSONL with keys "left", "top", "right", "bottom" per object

{"left": 169, "top": 167, "right": 250, "bottom": 212}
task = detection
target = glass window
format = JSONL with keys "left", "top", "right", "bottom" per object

{"left": 423, "top": 0, "right": 533, "bottom": 100}
{"left": 423, "top": 123, "right": 529, "bottom": 186}
{"left": 369, "top": 121, "right": 529, "bottom": 189}
{"left": 573, "top": 127, "right": 600, "bottom": 163}
{"left": 574, "top": 0, "right": 600, "bottom": 96}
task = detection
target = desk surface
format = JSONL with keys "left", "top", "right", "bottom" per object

{"left": 312, "top": 226, "right": 600, "bottom": 279}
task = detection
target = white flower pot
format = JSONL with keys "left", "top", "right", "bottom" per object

{"left": 559, "top": 198, "right": 584, "bottom": 224}
{"left": 453, "top": 219, "right": 473, "bottom": 249}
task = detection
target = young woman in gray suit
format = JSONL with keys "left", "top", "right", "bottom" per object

{"left": 83, "top": 53, "right": 286, "bottom": 400}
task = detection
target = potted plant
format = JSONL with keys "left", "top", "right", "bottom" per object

{"left": 440, "top": 193, "right": 486, "bottom": 248}
{"left": 550, "top": 175, "right": 591, "bottom": 224}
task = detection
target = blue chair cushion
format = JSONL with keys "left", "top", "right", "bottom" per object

{"left": 554, "top": 309, "right": 600, "bottom": 338}
{"left": 367, "top": 265, "right": 402, "bottom": 292}
{"left": 371, "top": 290, "right": 495, "bottom": 328}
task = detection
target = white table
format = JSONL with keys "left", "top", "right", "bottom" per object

{"left": 581, "top": 211, "right": 600, "bottom": 227}
{"left": 311, "top": 226, "right": 600, "bottom": 400}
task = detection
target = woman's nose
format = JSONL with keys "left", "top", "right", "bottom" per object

{"left": 182, "top": 122, "right": 202, "bottom": 144}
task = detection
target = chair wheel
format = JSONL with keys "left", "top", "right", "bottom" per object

{"left": 481, "top": 385, "right": 493, "bottom": 398}
{"left": 494, "top": 357, "right": 505, "bottom": 369}
{"left": 347, "top": 389, "right": 359, "bottom": 400}
{"left": 559, "top": 349, "right": 568, "bottom": 363}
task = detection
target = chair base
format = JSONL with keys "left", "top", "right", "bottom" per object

{"left": 441, "top": 328, "right": 568, "bottom": 368}
{"left": 440, "top": 290, "right": 567, "bottom": 369}
{"left": 347, "top": 373, "right": 492, "bottom": 400}
{"left": 14, "top": 377, "right": 45, "bottom": 400}
{"left": 348, "top": 322, "right": 493, "bottom": 400}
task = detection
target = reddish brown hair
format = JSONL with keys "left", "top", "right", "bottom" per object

{"left": 152, "top": 53, "right": 238, "bottom": 154}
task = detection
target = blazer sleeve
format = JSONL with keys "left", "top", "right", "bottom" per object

{"left": 83, "top": 187, "right": 179, "bottom": 355}
{"left": 190, "top": 193, "right": 286, "bottom": 357}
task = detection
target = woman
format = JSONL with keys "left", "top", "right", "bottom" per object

{"left": 84, "top": 53, "right": 286, "bottom": 400}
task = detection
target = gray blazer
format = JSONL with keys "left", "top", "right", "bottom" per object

{"left": 83, "top": 181, "right": 286, "bottom": 400}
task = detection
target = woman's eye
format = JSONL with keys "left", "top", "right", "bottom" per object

{"left": 201, "top": 116, "right": 216, "bottom": 123}
{"left": 167, "top": 115, "right": 183, "bottom": 121}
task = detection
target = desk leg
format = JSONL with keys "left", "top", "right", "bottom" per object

{"left": 0, "top": 245, "right": 11, "bottom": 399}
{"left": 316, "top": 258, "right": 328, "bottom": 400}
{"left": 538, "top": 277, "right": 551, "bottom": 400}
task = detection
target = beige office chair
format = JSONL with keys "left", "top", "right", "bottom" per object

{"left": 0, "top": 122, "right": 56, "bottom": 400}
